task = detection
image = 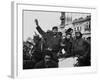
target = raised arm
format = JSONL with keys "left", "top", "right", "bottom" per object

{"left": 34, "top": 19, "right": 46, "bottom": 36}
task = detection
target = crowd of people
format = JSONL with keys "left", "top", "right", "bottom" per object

{"left": 23, "top": 19, "right": 91, "bottom": 69}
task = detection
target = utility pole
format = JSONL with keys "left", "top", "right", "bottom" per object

{"left": 59, "top": 12, "right": 66, "bottom": 33}
{"left": 60, "top": 12, "right": 66, "bottom": 28}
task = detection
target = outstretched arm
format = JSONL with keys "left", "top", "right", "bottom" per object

{"left": 35, "top": 19, "right": 39, "bottom": 26}
{"left": 34, "top": 19, "right": 46, "bottom": 36}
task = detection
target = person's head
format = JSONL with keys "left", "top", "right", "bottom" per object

{"left": 66, "top": 28, "right": 73, "bottom": 34}
{"left": 44, "top": 55, "right": 51, "bottom": 62}
{"left": 43, "top": 51, "right": 53, "bottom": 62}
{"left": 87, "top": 37, "right": 91, "bottom": 40}
{"left": 52, "top": 26, "right": 58, "bottom": 33}
{"left": 33, "top": 35, "right": 40, "bottom": 44}
{"left": 66, "top": 34, "right": 71, "bottom": 39}
{"left": 87, "top": 37, "right": 91, "bottom": 43}
{"left": 75, "top": 32, "right": 82, "bottom": 39}
{"left": 47, "top": 30, "right": 51, "bottom": 33}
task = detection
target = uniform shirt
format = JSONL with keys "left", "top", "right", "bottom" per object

{"left": 36, "top": 26, "right": 61, "bottom": 51}
{"left": 72, "top": 38, "right": 90, "bottom": 57}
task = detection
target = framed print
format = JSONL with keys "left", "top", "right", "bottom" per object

{"left": 11, "top": 1, "right": 97, "bottom": 78}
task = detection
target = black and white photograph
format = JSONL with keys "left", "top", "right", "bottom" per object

{"left": 23, "top": 10, "right": 91, "bottom": 69}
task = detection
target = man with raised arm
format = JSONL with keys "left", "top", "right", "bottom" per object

{"left": 34, "top": 19, "right": 62, "bottom": 63}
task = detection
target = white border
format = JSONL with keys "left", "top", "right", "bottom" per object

{"left": 11, "top": 2, "right": 97, "bottom": 78}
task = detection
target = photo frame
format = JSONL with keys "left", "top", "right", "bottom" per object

{"left": 11, "top": 1, "right": 97, "bottom": 78}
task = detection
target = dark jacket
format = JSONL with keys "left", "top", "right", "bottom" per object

{"left": 34, "top": 60, "right": 58, "bottom": 68}
{"left": 72, "top": 38, "right": 90, "bottom": 59}
{"left": 36, "top": 26, "right": 61, "bottom": 51}
{"left": 63, "top": 38, "right": 72, "bottom": 54}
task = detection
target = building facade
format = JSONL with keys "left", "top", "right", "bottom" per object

{"left": 59, "top": 12, "right": 91, "bottom": 39}
{"left": 72, "top": 15, "right": 91, "bottom": 39}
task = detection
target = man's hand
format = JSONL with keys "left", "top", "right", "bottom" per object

{"left": 35, "top": 19, "right": 39, "bottom": 26}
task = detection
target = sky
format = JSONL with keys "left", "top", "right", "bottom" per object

{"left": 23, "top": 10, "right": 90, "bottom": 41}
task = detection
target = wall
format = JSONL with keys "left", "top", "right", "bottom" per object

{"left": 0, "top": 0, "right": 100, "bottom": 80}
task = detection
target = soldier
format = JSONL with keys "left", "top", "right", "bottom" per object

{"left": 34, "top": 19, "right": 62, "bottom": 63}
{"left": 72, "top": 32, "right": 90, "bottom": 66}
{"left": 61, "top": 33, "right": 73, "bottom": 58}
{"left": 34, "top": 51, "right": 58, "bottom": 68}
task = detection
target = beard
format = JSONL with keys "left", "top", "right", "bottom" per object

{"left": 76, "top": 36, "right": 81, "bottom": 39}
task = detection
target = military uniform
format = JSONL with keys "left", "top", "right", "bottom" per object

{"left": 36, "top": 26, "right": 62, "bottom": 62}
{"left": 72, "top": 38, "right": 90, "bottom": 66}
